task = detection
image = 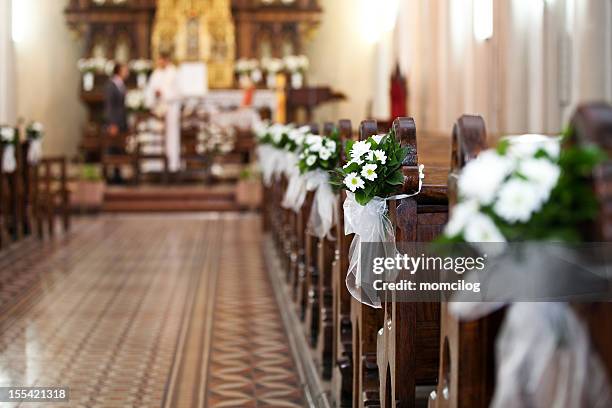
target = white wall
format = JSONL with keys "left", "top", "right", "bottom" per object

{"left": 305, "top": 0, "right": 377, "bottom": 125}
{"left": 0, "top": 0, "right": 16, "bottom": 123}
{"left": 13, "top": 0, "right": 86, "bottom": 157}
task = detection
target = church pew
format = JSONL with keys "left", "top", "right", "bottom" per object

{"left": 331, "top": 119, "right": 356, "bottom": 407}
{"left": 433, "top": 104, "right": 612, "bottom": 407}
{"left": 567, "top": 103, "right": 612, "bottom": 379}
{"left": 313, "top": 122, "right": 338, "bottom": 377}
{"left": 0, "top": 143, "right": 10, "bottom": 248}
{"left": 377, "top": 118, "right": 448, "bottom": 408}
{"left": 293, "top": 124, "right": 320, "bottom": 319}
{"left": 0, "top": 141, "right": 24, "bottom": 243}
{"left": 304, "top": 122, "right": 336, "bottom": 347}
{"left": 20, "top": 140, "right": 43, "bottom": 238}
{"left": 350, "top": 119, "right": 386, "bottom": 407}
{"left": 431, "top": 115, "right": 503, "bottom": 408}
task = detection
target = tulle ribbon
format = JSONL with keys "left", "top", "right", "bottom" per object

{"left": 2, "top": 144, "right": 17, "bottom": 173}
{"left": 257, "top": 145, "right": 291, "bottom": 186}
{"left": 452, "top": 302, "right": 612, "bottom": 407}
{"left": 306, "top": 170, "right": 337, "bottom": 239}
{"left": 344, "top": 165, "right": 425, "bottom": 308}
{"left": 28, "top": 139, "right": 43, "bottom": 164}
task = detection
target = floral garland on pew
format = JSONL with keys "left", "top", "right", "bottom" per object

{"left": 0, "top": 125, "right": 18, "bottom": 173}
{"left": 437, "top": 130, "right": 610, "bottom": 407}
{"left": 332, "top": 131, "right": 425, "bottom": 308}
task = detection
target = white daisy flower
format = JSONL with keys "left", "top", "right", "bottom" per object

{"left": 325, "top": 140, "right": 337, "bottom": 152}
{"left": 458, "top": 150, "right": 513, "bottom": 205}
{"left": 350, "top": 140, "right": 371, "bottom": 159}
{"left": 373, "top": 149, "right": 387, "bottom": 164}
{"left": 344, "top": 172, "right": 365, "bottom": 192}
{"left": 306, "top": 155, "right": 317, "bottom": 166}
{"left": 365, "top": 151, "right": 374, "bottom": 161}
{"left": 493, "top": 179, "right": 543, "bottom": 224}
{"left": 319, "top": 148, "right": 331, "bottom": 161}
{"left": 444, "top": 200, "right": 479, "bottom": 237}
{"left": 463, "top": 212, "right": 506, "bottom": 243}
{"left": 518, "top": 158, "right": 560, "bottom": 202}
{"left": 361, "top": 163, "right": 378, "bottom": 181}
{"left": 343, "top": 157, "right": 364, "bottom": 169}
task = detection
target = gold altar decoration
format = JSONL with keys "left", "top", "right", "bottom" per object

{"left": 151, "top": 0, "right": 236, "bottom": 88}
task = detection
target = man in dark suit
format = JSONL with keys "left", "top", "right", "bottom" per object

{"left": 104, "top": 63, "right": 129, "bottom": 183}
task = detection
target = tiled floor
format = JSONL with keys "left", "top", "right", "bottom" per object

{"left": 0, "top": 214, "right": 305, "bottom": 407}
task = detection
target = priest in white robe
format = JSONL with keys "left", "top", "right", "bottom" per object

{"left": 145, "top": 53, "right": 181, "bottom": 172}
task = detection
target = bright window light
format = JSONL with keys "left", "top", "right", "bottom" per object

{"left": 11, "top": 0, "right": 27, "bottom": 43}
{"left": 473, "top": 0, "right": 494, "bottom": 41}
{"left": 360, "top": 0, "right": 400, "bottom": 44}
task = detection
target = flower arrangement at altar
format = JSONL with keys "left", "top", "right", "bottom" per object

{"left": 0, "top": 126, "right": 17, "bottom": 145}
{"left": 125, "top": 89, "right": 148, "bottom": 113}
{"left": 196, "top": 124, "right": 236, "bottom": 155}
{"left": 261, "top": 58, "right": 285, "bottom": 88}
{"left": 284, "top": 55, "right": 309, "bottom": 88}
{"left": 333, "top": 131, "right": 420, "bottom": 206}
{"left": 129, "top": 59, "right": 153, "bottom": 88}
{"left": 77, "top": 57, "right": 109, "bottom": 91}
{"left": 441, "top": 132, "right": 606, "bottom": 243}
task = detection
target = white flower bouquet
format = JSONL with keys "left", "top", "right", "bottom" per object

{"left": 284, "top": 55, "right": 309, "bottom": 73}
{"left": 26, "top": 122, "right": 44, "bottom": 140}
{"left": 333, "top": 131, "right": 419, "bottom": 205}
{"left": 77, "top": 57, "right": 107, "bottom": 74}
{"left": 298, "top": 133, "right": 339, "bottom": 173}
{"left": 442, "top": 132, "right": 606, "bottom": 243}
{"left": 0, "top": 126, "right": 16, "bottom": 144}
{"left": 125, "top": 89, "right": 148, "bottom": 112}
{"left": 234, "top": 58, "right": 259, "bottom": 74}
{"left": 129, "top": 59, "right": 153, "bottom": 74}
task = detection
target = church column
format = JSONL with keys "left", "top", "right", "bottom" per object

{"left": 0, "top": 0, "right": 16, "bottom": 123}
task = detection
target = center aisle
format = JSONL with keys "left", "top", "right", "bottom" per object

{"left": 0, "top": 214, "right": 304, "bottom": 408}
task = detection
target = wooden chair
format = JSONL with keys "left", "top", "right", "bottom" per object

{"left": 37, "top": 157, "right": 71, "bottom": 238}
{"left": 331, "top": 119, "right": 356, "bottom": 407}
{"left": 101, "top": 131, "right": 139, "bottom": 185}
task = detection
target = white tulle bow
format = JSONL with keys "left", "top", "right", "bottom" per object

{"left": 343, "top": 165, "right": 425, "bottom": 308}
{"left": 306, "top": 170, "right": 337, "bottom": 239}
{"left": 28, "top": 139, "right": 43, "bottom": 164}
{"left": 2, "top": 144, "right": 16, "bottom": 173}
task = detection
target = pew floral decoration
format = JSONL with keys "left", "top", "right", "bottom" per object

{"left": 294, "top": 132, "right": 341, "bottom": 238}
{"left": 333, "top": 131, "right": 425, "bottom": 308}
{"left": 442, "top": 133, "right": 606, "bottom": 244}
{"left": 125, "top": 90, "right": 148, "bottom": 113}
{"left": 26, "top": 122, "right": 44, "bottom": 164}
{"left": 0, "top": 126, "right": 18, "bottom": 173}
{"left": 254, "top": 122, "right": 309, "bottom": 186}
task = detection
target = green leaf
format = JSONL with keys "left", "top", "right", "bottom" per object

{"left": 387, "top": 170, "right": 405, "bottom": 186}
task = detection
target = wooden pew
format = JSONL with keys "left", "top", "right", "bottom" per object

{"left": 376, "top": 118, "right": 448, "bottom": 408}
{"left": 0, "top": 141, "right": 24, "bottom": 243}
{"left": 313, "top": 122, "right": 339, "bottom": 377}
{"left": 20, "top": 140, "right": 42, "bottom": 238}
{"left": 350, "top": 119, "right": 386, "bottom": 407}
{"left": 432, "top": 115, "right": 503, "bottom": 408}
{"left": 568, "top": 102, "right": 612, "bottom": 380}
{"left": 294, "top": 124, "right": 320, "bottom": 319}
{"left": 331, "top": 119, "right": 356, "bottom": 407}
{"left": 433, "top": 105, "right": 612, "bottom": 407}
{"left": 304, "top": 122, "right": 336, "bottom": 348}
